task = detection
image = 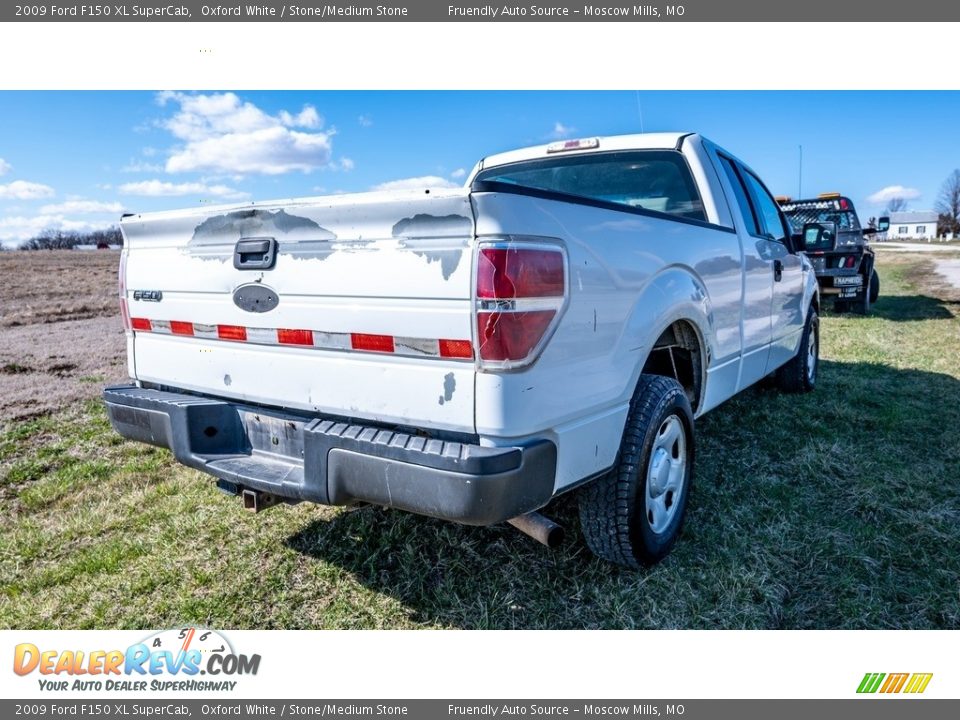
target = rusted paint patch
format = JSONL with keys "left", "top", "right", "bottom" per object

{"left": 278, "top": 238, "right": 375, "bottom": 261}
{"left": 391, "top": 213, "right": 471, "bottom": 238}
{"left": 393, "top": 213, "right": 471, "bottom": 281}
{"left": 191, "top": 209, "right": 336, "bottom": 246}
{"left": 397, "top": 242, "right": 464, "bottom": 281}
{"left": 438, "top": 372, "right": 456, "bottom": 405}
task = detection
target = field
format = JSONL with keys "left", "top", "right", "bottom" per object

{"left": 0, "top": 251, "right": 127, "bottom": 421}
{"left": 1, "top": 250, "right": 959, "bottom": 629}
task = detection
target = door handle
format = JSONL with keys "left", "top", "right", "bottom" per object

{"left": 774, "top": 259, "right": 783, "bottom": 282}
{"left": 234, "top": 237, "right": 277, "bottom": 270}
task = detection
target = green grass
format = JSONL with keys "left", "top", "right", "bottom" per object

{"left": 1, "top": 254, "right": 959, "bottom": 629}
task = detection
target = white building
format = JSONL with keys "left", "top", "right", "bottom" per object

{"left": 886, "top": 211, "right": 940, "bottom": 241}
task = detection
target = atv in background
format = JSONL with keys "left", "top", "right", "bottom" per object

{"left": 778, "top": 193, "right": 889, "bottom": 314}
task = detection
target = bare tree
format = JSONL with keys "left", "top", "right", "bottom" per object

{"left": 936, "top": 169, "right": 960, "bottom": 237}
{"left": 19, "top": 226, "right": 122, "bottom": 250}
{"left": 885, "top": 197, "right": 908, "bottom": 214}
{"left": 20, "top": 230, "right": 79, "bottom": 250}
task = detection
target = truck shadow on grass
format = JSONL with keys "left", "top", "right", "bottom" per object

{"left": 860, "top": 294, "right": 960, "bottom": 322}
{"left": 284, "top": 359, "right": 960, "bottom": 629}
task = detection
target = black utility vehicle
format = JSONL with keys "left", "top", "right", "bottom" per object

{"left": 778, "top": 193, "right": 889, "bottom": 314}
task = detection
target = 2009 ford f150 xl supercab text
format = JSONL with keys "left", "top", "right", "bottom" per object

{"left": 105, "top": 133, "right": 819, "bottom": 567}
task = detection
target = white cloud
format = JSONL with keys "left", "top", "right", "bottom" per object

{"left": 0, "top": 215, "right": 111, "bottom": 246}
{"left": 156, "top": 92, "right": 334, "bottom": 175}
{"left": 450, "top": 168, "right": 466, "bottom": 179}
{"left": 121, "top": 160, "right": 165, "bottom": 173}
{"left": 40, "top": 199, "right": 125, "bottom": 214}
{"left": 358, "top": 114, "right": 373, "bottom": 128}
{"left": 339, "top": 157, "right": 355, "bottom": 171}
{"left": 118, "top": 180, "right": 248, "bottom": 199}
{"left": 549, "top": 121, "right": 576, "bottom": 139}
{"left": 0, "top": 158, "right": 11, "bottom": 176}
{"left": 279, "top": 106, "right": 321, "bottom": 128}
{"left": 372, "top": 176, "right": 459, "bottom": 192}
{"left": 867, "top": 185, "right": 922, "bottom": 204}
{"left": 0, "top": 180, "right": 55, "bottom": 200}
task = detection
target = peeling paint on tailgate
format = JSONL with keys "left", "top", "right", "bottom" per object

{"left": 121, "top": 188, "right": 478, "bottom": 433}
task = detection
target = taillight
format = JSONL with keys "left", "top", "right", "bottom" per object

{"left": 118, "top": 250, "right": 131, "bottom": 332}
{"left": 475, "top": 243, "right": 566, "bottom": 368}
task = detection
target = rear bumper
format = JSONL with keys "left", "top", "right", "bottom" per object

{"left": 103, "top": 385, "right": 557, "bottom": 526}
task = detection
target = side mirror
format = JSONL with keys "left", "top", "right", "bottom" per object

{"left": 789, "top": 233, "right": 804, "bottom": 254}
{"left": 802, "top": 221, "right": 837, "bottom": 252}
{"left": 863, "top": 227, "right": 877, "bottom": 236}
{"left": 877, "top": 216, "right": 890, "bottom": 232}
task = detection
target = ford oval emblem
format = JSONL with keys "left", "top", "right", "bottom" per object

{"left": 233, "top": 284, "right": 279, "bottom": 313}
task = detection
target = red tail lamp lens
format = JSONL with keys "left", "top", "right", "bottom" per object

{"left": 477, "top": 248, "right": 564, "bottom": 299}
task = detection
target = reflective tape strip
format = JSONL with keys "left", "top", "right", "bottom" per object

{"left": 245, "top": 326, "right": 276, "bottom": 344}
{"left": 192, "top": 323, "right": 219, "bottom": 339}
{"left": 312, "top": 330, "right": 351, "bottom": 350}
{"left": 129, "top": 317, "right": 473, "bottom": 360}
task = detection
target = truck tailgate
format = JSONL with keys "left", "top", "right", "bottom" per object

{"left": 121, "top": 189, "right": 477, "bottom": 434}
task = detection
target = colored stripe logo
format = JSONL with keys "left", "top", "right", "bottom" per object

{"left": 857, "top": 672, "right": 933, "bottom": 694}
{"left": 128, "top": 317, "right": 474, "bottom": 360}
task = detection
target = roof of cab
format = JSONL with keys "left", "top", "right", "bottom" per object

{"left": 477, "top": 132, "right": 694, "bottom": 173}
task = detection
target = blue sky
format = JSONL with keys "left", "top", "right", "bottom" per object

{"left": 1, "top": 90, "right": 958, "bottom": 246}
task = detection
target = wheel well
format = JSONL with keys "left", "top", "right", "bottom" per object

{"left": 640, "top": 320, "right": 703, "bottom": 412}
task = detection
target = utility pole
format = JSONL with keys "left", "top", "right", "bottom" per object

{"left": 798, "top": 144, "right": 803, "bottom": 197}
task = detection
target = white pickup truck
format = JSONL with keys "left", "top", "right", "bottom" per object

{"left": 105, "top": 132, "right": 819, "bottom": 568}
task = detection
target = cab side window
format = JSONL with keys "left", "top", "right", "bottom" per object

{"left": 741, "top": 171, "right": 790, "bottom": 244}
{"left": 718, "top": 155, "right": 760, "bottom": 236}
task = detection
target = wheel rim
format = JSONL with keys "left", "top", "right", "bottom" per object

{"left": 807, "top": 324, "right": 818, "bottom": 383}
{"left": 644, "top": 414, "right": 687, "bottom": 534}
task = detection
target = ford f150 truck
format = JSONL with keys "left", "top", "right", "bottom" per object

{"left": 104, "top": 132, "right": 819, "bottom": 568}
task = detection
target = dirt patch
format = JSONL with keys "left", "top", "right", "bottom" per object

{"left": 1, "top": 363, "right": 35, "bottom": 375}
{"left": 934, "top": 259, "right": 960, "bottom": 294}
{"left": 0, "top": 250, "right": 120, "bottom": 328}
{"left": 0, "top": 251, "right": 126, "bottom": 425}
{"left": 0, "top": 315, "right": 127, "bottom": 423}
{"left": 888, "top": 253, "right": 960, "bottom": 303}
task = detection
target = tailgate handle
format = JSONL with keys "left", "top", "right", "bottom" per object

{"left": 234, "top": 237, "right": 277, "bottom": 270}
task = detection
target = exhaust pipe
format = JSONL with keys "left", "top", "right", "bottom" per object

{"left": 241, "top": 488, "right": 280, "bottom": 513}
{"left": 507, "top": 512, "right": 565, "bottom": 549}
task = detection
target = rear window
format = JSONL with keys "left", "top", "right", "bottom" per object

{"left": 474, "top": 150, "right": 707, "bottom": 222}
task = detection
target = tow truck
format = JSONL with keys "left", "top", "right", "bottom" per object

{"left": 778, "top": 193, "right": 888, "bottom": 314}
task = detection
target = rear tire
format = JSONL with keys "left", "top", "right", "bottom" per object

{"left": 776, "top": 307, "right": 819, "bottom": 393}
{"left": 579, "top": 374, "right": 695, "bottom": 568}
{"left": 852, "top": 271, "right": 872, "bottom": 315}
{"left": 869, "top": 268, "right": 880, "bottom": 304}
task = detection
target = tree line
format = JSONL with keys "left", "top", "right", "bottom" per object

{"left": 14, "top": 226, "right": 123, "bottom": 250}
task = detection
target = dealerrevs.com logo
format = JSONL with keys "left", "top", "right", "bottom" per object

{"left": 857, "top": 673, "right": 933, "bottom": 694}
{"left": 13, "top": 628, "right": 260, "bottom": 692}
